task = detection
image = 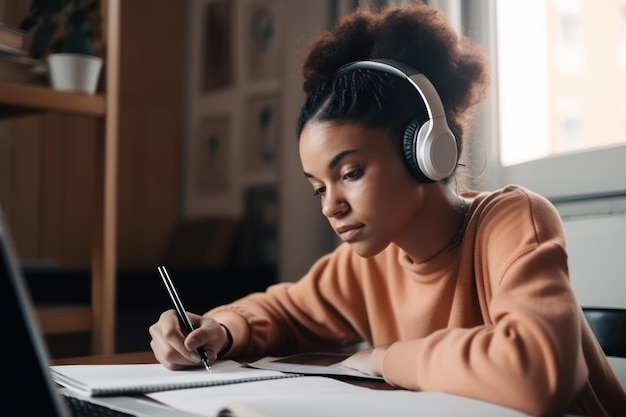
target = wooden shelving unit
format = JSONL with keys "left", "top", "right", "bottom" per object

{"left": 0, "top": 0, "right": 120, "bottom": 355}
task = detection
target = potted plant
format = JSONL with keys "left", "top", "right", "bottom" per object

{"left": 19, "top": 0, "right": 103, "bottom": 94}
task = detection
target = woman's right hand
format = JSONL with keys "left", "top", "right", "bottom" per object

{"left": 148, "top": 309, "right": 230, "bottom": 370}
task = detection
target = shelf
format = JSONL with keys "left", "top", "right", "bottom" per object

{"left": 0, "top": 81, "right": 105, "bottom": 118}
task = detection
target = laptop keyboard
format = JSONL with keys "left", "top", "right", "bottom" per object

{"left": 63, "top": 394, "right": 135, "bottom": 417}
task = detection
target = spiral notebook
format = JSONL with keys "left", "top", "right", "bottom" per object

{"left": 50, "top": 360, "right": 301, "bottom": 396}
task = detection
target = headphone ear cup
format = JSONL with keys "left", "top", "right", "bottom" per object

{"left": 402, "top": 118, "right": 434, "bottom": 183}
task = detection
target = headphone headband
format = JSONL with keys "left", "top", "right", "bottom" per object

{"left": 337, "top": 59, "right": 446, "bottom": 120}
{"left": 336, "top": 59, "right": 457, "bottom": 182}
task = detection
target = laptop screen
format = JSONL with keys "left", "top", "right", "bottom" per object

{"left": 0, "top": 207, "right": 68, "bottom": 416}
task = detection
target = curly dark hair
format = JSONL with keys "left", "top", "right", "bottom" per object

{"left": 296, "top": 1, "right": 490, "bottom": 180}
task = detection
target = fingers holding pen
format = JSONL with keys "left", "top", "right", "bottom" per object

{"left": 149, "top": 309, "right": 200, "bottom": 369}
{"left": 184, "top": 317, "right": 229, "bottom": 365}
{"left": 149, "top": 309, "right": 230, "bottom": 369}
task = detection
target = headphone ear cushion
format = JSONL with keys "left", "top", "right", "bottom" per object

{"left": 402, "top": 119, "right": 434, "bottom": 183}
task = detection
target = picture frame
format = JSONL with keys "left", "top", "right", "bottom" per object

{"left": 193, "top": 115, "right": 231, "bottom": 194}
{"left": 244, "top": 92, "right": 280, "bottom": 173}
{"left": 200, "top": 0, "right": 234, "bottom": 93}
{"left": 183, "top": 0, "right": 286, "bottom": 218}
{"left": 245, "top": 0, "right": 284, "bottom": 82}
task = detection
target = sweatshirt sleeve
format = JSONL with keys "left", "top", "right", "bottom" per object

{"left": 382, "top": 187, "right": 588, "bottom": 416}
{"left": 205, "top": 244, "right": 369, "bottom": 357}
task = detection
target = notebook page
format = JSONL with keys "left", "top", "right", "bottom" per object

{"left": 50, "top": 360, "right": 298, "bottom": 396}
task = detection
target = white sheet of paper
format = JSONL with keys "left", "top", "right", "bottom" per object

{"left": 147, "top": 376, "right": 532, "bottom": 417}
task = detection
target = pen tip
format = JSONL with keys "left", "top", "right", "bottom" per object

{"left": 203, "top": 361, "right": 212, "bottom": 373}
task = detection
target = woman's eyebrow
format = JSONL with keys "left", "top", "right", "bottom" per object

{"left": 303, "top": 149, "right": 358, "bottom": 178}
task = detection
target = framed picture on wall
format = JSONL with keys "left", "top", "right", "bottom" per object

{"left": 245, "top": 0, "right": 283, "bottom": 82}
{"left": 244, "top": 93, "right": 280, "bottom": 173}
{"left": 200, "top": 0, "right": 234, "bottom": 93}
{"left": 194, "top": 115, "right": 231, "bottom": 194}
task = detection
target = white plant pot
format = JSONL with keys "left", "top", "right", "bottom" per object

{"left": 47, "top": 53, "right": 103, "bottom": 95}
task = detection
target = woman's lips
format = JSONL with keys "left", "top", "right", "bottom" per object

{"left": 335, "top": 224, "right": 364, "bottom": 242}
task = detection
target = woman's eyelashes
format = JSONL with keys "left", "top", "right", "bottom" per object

{"left": 311, "top": 168, "right": 363, "bottom": 197}
{"left": 343, "top": 168, "right": 363, "bottom": 181}
{"left": 312, "top": 186, "right": 326, "bottom": 197}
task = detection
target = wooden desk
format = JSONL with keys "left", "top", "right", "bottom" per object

{"left": 51, "top": 351, "right": 157, "bottom": 366}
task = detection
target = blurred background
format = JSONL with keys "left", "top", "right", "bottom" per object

{"left": 0, "top": 0, "right": 624, "bottom": 359}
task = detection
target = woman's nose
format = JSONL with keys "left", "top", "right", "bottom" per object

{"left": 321, "top": 190, "right": 348, "bottom": 218}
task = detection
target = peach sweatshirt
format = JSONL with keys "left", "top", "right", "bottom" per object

{"left": 208, "top": 185, "right": 626, "bottom": 417}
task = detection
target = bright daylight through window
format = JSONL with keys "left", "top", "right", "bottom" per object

{"left": 496, "top": 0, "right": 626, "bottom": 167}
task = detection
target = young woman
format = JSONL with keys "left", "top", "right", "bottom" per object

{"left": 149, "top": 2, "right": 626, "bottom": 416}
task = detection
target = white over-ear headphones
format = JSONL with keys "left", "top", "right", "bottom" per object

{"left": 337, "top": 59, "right": 458, "bottom": 182}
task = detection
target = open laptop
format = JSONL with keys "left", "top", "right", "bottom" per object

{"left": 0, "top": 206, "right": 203, "bottom": 417}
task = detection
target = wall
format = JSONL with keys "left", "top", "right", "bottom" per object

{"left": 181, "top": 0, "right": 338, "bottom": 281}
{"left": 115, "top": 0, "right": 185, "bottom": 268}
{"left": 182, "top": 0, "right": 283, "bottom": 219}
{"left": 557, "top": 197, "right": 626, "bottom": 309}
{"left": 277, "top": 1, "right": 339, "bottom": 282}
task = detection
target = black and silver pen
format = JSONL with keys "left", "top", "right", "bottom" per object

{"left": 157, "top": 265, "right": 212, "bottom": 372}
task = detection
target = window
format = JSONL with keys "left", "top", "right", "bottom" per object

{"left": 553, "top": 0, "right": 584, "bottom": 71}
{"left": 464, "top": 0, "right": 626, "bottom": 201}
{"left": 556, "top": 99, "right": 582, "bottom": 152}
